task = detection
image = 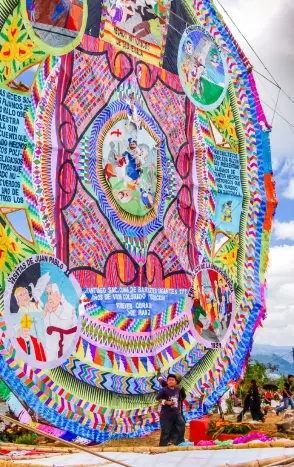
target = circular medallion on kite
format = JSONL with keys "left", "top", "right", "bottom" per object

{"left": 20, "top": 0, "right": 88, "bottom": 54}
{"left": 189, "top": 263, "right": 236, "bottom": 349}
{"left": 0, "top": 0, "right": 277, "bottom": 444}
{"left": 4, "top": 255, "right": 81, "bottom": 369}
{"left": 178, "top": 26, "right": 229, "bottom": 110}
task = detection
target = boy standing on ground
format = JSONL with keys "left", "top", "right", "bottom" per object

{"left": 156, "top": 374, "right": 186, "bottom": 446}
{"left": 158, "top": 372, "right": 186, "bottom": 415}
{"left": 158, "top": 372, "right": 186, "bottom": 444}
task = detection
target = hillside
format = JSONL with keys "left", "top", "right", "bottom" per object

{"left": 251, "top": 344, "right": 294, "bottom": 376}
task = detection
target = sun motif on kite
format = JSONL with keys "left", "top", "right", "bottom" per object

{"left": 0, "top": 0, "right": 277, "bottom": 443}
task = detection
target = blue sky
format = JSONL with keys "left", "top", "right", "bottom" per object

{"left": 15, "top": 65, "right": 38, "bottom": 88}
{"left": 222, "top": 0, "right": 294, "bottom": 345}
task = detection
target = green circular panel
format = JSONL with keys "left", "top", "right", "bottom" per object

{"left": 21, "top": 0, "right": 88, "bottom": 55}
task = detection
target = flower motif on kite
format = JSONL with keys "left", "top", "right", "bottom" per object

{"left": 207, "top": 96, "right": 239, "bottom": 152}
{"left": 0, "top": 3, "right": 45, "bottom": 84}
{"left": 214, "top": 235, "right": 239, "bottom": 281}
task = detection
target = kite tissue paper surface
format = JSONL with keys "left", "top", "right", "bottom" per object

{"left": 0, "top": 0, "right": 277, "bottom": 442}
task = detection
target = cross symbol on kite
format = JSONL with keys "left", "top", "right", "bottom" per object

{"left": 111, "top": 129, "right": 122, "bottom": 137}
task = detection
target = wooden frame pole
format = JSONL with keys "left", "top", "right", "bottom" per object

{"left": 0, "top": 414, "right": 131, "bottom": 467}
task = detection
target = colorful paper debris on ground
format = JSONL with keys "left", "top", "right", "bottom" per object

{"left": 0, "top": 0, "right": 277, "bottom": 443}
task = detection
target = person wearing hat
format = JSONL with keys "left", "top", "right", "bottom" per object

{"left": 158, "top": 372, "right": 186, "bottom": 413}
{"left": 16, "top": 314, "right": 46, "bottom": 362}
{"left": 156, "top": 373, "right": 186, "bottom": 446}
{"left": 158, "top": 372, "right": 186, "bottom": 444}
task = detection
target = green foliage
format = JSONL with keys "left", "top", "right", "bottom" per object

{"left": 207, "top": 420, "right": 253, "bottom": 439}
{"left": 277, "top": 375, "right": 286, "bottom": 391}
{"left": 0, "top": 425, "right": 23, "bottom": 442}
{"left": 246, "top": 360, "right": 268, "bottom": 382}
{"left": 0, "top": 425, "right": 37, "bottom": 444}
{"left": 0, "top": 380, "right": 11, "bottom": 401}
{"left": 207, "top": 419, "right": 218, "bottom": 436}
{"left": 14, "top": 433, "right": 37, "bottom": 445}
{"left": 214, "top": 423, "right": 252, "bottom": 438}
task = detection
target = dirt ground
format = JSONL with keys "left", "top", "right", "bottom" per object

{"left": 102, "top": 412, "right": 286, "bottom": 448}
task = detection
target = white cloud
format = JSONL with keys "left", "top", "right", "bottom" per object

{"left": 275, "top": 159, "right": 294, "bottom": 184}
{"left": 274, "top": 220, "right": 294, "bottom": 240}
{"left": 283, "top": 177, "right": 294, "bottom": 199}
{"left": 220, "top": 0, "right": 280, "bottom": 42}
{"left": 254, "top": 245, "right": 294, "bottom": 345}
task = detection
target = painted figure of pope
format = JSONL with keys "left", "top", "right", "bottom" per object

{"left": 14, "top": 287, "right": 42, "bottom": 313}
{"left": 43, "top": 283, "right": 78, "bottom": 361}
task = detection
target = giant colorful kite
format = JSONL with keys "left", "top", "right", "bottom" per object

{"left": 0, "top": 0, "right": 277, "bottom": 442}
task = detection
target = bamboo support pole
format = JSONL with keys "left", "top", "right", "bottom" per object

{"left": 218, "top": 454, "right": 294, "bottom": 467}
{"left": 54, "top": 464, "right": 114, "bottom": 467}
{"left": 1, "top": 440, "right": 294, "bottom": 454}
{"left": 0, "top": 462, "right": 112, "bottom": 467}
{"left": 49, "top": 464, "right": 114, "bottom": 467}
{"left": 0, "top": 414, "right": 131, "bottom": 467}
{"left": 0, "top": 444, "right": 79, "bottom": 453}
{"left": 0, "top": 463, "right": 112, "bottom": 467}
{"left": 264, "top": 455, "right": 294, "bottom": 467}
{"left": 0, "top": 454, "right": 62, "bottom": 461}
{"left": 0, "top": 462, "right": 45, "bottom": 467}
{"left": 99, "top": 441, "right": 294, "bottom": 452}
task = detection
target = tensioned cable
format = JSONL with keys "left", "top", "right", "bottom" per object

{"left": 215, "top": 0, "right": 294, "bottom": 105}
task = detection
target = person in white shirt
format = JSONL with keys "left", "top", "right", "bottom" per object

{"left": 43, "top": 283, "right": 77, "bottom": 361}
{"left": 14, "top": 287, "right": 41, "bottom": 314}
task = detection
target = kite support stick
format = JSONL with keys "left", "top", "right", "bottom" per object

{"left": 218, "top": 455, "right": 294, "bottom": 467}
{"left": 263, "top": 456, "right": 294, "bottom": 467}
{"left": 0, "top": 414, "right": 131, "bottom": 467}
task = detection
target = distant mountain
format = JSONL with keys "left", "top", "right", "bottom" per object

{"left": 251, "top": 344, "right": 294, "bottom": 376}
{"left": 252, "top": 344, "right": 293, "bottom": 362}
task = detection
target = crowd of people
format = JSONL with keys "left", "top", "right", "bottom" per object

{"left": 155, "top": 373, "right": 294, "bottom": 446}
